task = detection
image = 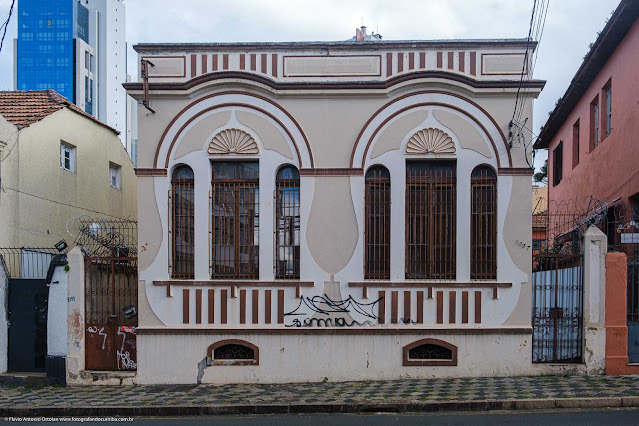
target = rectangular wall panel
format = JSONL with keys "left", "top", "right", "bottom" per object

{"left": 284, "top": 55, "right": 381, "bottom": 77}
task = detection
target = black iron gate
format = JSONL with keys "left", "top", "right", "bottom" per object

{"left": 7, "top": 279, "right": 48, "bottom": 372}
{"left": 84, "top": 257, "right": 138, "bottom": 370}
{"left": 1, "top": 248, "right": 61, "bottom": 372}
{"left": 626, "top": 242, "right": 639, "bottom": 363}
{"left": 532, "top": 253, "right": 584, "bottom": 363}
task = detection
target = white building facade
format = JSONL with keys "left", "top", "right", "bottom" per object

{"left": 124, "top": 37, "right": 586, "bottom": 385}
{"left": 85, "top": 0, "right": 128, "bottom": 149}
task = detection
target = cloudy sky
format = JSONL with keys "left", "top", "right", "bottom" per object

{"left": 0, "top": 0, "right": 621, "bottom": 170}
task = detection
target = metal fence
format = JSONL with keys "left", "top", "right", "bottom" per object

{"left": 532, "top": 253, "right": 584, "bottom": 363}
{"left": 0, "top": 248, "right": 63, "bottom": 279}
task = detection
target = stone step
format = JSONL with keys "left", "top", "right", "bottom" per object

{"left": 0, "top": 372, "right": 48, "bottom": 387}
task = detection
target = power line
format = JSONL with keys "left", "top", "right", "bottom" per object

{"left": 1, "top": 186, "right": 134, "bottom": 220}
{"left": 514, "top": 0, "right": 547, "bottom": 125}
{"left": 0, "top": 0, "right": 15, "bottom": 53}
{"left": 516, "top": 0, "right": 549, "bottom": 126}
{"left": 508, "top": 0, "right": 550, "bottom": 172}
{"left": 511, "top": 0, "right": 537, "bottom": 125}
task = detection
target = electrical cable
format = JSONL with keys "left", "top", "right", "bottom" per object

{"left": 511, "top": 0, "right": 537, "bottom": 125}
{"left": 0, "top": 0, "right": 15, "bottom": 53}
{"left": 2, "top": 186, "right": 134, "bottom": 220}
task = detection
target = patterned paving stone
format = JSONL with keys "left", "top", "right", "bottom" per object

{"left": 1, "top": 376, "right": 639, "bottom": 408}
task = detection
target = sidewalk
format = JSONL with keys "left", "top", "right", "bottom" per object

{"left": 1, "top": 375, "right": 639, "bottom": 416}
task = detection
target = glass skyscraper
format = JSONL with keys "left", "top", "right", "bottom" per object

{"left": 16, "top": 0, "right": 89, "bottom": 107}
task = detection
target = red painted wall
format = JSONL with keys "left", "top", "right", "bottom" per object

{"left": 605, "top": 252, "right": 639, "bottom": 375}
{"left": 547, "top": 20, "right": 639, "bottom": 210}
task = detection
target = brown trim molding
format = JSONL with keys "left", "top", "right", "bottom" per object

{"left": 403, "top": 338, "right": 458, "bottom": 366}
{"left": 207, "top": 339, "right": 259, "bottom": 366}
{"left": 348, "top": 281, "right": 513, "bottom": 300}
{"left": 134, "top": 40, "right": 537, "bottom": 53}
{"left": 124, "top": 70, "right": 545, "bottom": 92}
{"left": 135, "top": 168, "right": 168, "bottom": 176}
{"left": 351, "top": 96, "right": 510, "bottom": 169}
{"left": 498, "top": 167, "right": 534, "bottom": 176}
{"left": 163, "top": 102, "right": 305, "bottom": 169}
{"left": 349, "top": 281, "right": 512, "bottom": 287}
{"left": 154, "top": 280, "right": 314, "bottom": 287}
{"left": 151, "top": 91, "right": 314, "bottom": 169}
{"left": 349, "top": 281, "right": 512, "bottom": 299}
{"left": 351, "top": 99, "right": 512, "bottom": 168}
{"left": 154, "top": 280, "right": 314, "bottom": 299}
{"left": 137, "top": 327, "right": 533, "bottom": 335}
{"left": 299, "top": 168, "right": 364, "bottom": 176}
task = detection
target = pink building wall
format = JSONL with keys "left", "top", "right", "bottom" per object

{"left": 548, "top": 19, "right": 639, "bottom": 211}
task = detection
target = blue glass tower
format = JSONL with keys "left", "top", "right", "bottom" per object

{"left": 16, "top": 0, "right": 89, "bottom": 103}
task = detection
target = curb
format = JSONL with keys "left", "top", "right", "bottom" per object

{"left": 2, "top": 396, "right": 639, "bottom": 417}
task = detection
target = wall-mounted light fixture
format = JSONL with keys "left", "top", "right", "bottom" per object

{"left": 54, "top": 240, "right": 68, "bottom": 252}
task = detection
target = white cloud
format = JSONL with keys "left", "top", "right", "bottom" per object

{"left": 0, "top": 0, "right": 621, "bottom": 171}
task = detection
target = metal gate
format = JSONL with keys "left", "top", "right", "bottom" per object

{"left": 626, "top": 237, "right": 639, "bottom": 362}
{"left": 1, "top": 247, "right": 61, "bottom": 372}
{"left": 532, "top": 253, "right": 584, "bottom": 363}
{"left": 7, "top": 279, "right": 49, "bottom": 372}
{"left": 85, "top": 257, "right": 138, "bottom": 370}
{"left": 630, "top": 258, "right": 639, "bottom": 362}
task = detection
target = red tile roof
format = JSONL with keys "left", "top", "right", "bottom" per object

{"left": 532, "top": 211, "right": 548, "bottom": 229}
{"left": 0, "top": 90, "right": 119, "bottom": 134}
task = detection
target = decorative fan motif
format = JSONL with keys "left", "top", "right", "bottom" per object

{"left": 208, "top": 128, "right": 259, "bottom": 155}
{"left": 406, "top": 128, "right": 456, "bottom": 154}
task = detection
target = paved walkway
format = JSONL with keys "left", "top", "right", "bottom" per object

{"left": 2, "top": 375, "right": 639, "bottom": 415}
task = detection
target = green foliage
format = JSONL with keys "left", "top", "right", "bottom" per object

{"left": 533, "top": 160, "right": 547, "bottom": 184}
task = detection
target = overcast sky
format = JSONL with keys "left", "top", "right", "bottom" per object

{"left": 0, "top": 0, "right": 621, "bottom": 171}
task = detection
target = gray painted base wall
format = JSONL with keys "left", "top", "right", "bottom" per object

{"left": 0, "top": 259, "right": 7, "bottom": 373}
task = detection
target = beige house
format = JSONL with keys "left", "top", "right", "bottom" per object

{"left": 118, "top": 29, "right": 607, "bottom": 384}
{"left": 0, "top": 90, "right": 137, "bottom": 250}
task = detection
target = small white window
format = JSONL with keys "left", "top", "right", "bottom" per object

{"left": 60, "top": 143, "right": 75, "bottom": 172}
{"left": 109, "top": 163, "right": 121, "bottom": 189}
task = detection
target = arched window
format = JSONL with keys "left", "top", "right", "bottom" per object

{"left": 208, "top": 339, "right": 259, "bottom": 365}
{"left": 365, "top": 166, "right": 391, "bottom": 279}
{"left": 171, "top": 165, "right": 195, "bottom": 279}
{"left": 406, "top": 161, "right": 456, "bottom": 279}
{"left": 211, "top": 162, "right": 260, "bottom": 279}
{"left": 275, "top": 166, "right": 300, "bottom": 279}
{"left": 402, "top": 338, "right": 458, "bottom": 366}
{"left": 471, "top": 165, "right": 497, "bottom": 279}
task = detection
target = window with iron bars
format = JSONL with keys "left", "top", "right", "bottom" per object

{"left": 470, "top": 165, "right": 497, "bottom": 280}
{"left": 364, "top": 165, "right": 391, "bottom": 279}
{"left": 405, "top": 161, "right": 456, "bottom": 280}
{"left": 211, "top": 162, "right": 259, "bottom": 279}
{"left": 170, "top": 166, "right": 195, "bottom": 279}
{"left": 275, "top": 165, "right": 300, "bottom": 279}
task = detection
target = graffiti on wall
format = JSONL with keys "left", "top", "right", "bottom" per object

{"left": 284, "top": 295, "right": 382, "bottom": 327}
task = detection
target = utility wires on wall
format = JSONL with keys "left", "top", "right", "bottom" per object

{"left": 508, "top": 0, "right": 549, "bottom": 169}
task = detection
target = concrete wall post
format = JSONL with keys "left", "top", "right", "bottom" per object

{"left": 65, "top": 247, "right": 86, "bottom": 384}
{"left": 582, "top": 226, "right": 607, "bottom": 373}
